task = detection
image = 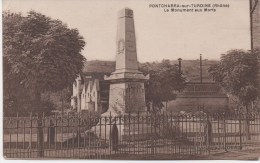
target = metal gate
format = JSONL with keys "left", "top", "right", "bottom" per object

{"left": 3, "top": 112, "right": 260, "bottom": 159}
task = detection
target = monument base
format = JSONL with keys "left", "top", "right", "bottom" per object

{"left": 87, "top": 112, "right": 154, "bottom": 142}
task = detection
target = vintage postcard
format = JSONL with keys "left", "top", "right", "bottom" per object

{"left": 2, "top": 0, "right": 260, "bottom": 160}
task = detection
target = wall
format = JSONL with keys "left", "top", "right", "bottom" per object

{"left": 165, "top": 97, "right": 229, "bottom": 113}
{"left": 71, "top": 76, "right": 81, "bottom": 110}
{"left": 80, "top": 84, "right": 86, "bottom": 111}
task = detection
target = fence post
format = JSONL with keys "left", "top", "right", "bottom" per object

{"left": 223, "top": 113, "right": 227, "bottom": 151}
{"left": 29, "top": 113, "right": 32, "bottom": 150}
{"left": 47, "top": 120, "right": 55, "bottom": 147}
{"left": 109, "top": 112, "right": 112, "bottom": 155}
{"left": 239, "top": 112, "right": 243, "bottom": 150}
{"left": 205, "top": 115, "right": 212, "bottom": 154}
{"left": 151, "top": 113, "right": 155, "bottom": 155}
{"left": 37, "top": 113, "right": 44, "bottom": 158}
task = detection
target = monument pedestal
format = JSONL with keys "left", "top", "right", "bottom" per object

{"left": 105, "top": 71, "right": 149, "bottom": 114}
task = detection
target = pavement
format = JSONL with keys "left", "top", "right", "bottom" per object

{"left": 196, "top": 148, "right": 260, "bottom": 160}
{"left": 111, "top": 148, "right": 260, "bottom": 160}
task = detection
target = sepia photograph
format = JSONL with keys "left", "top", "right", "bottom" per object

{"left": 2, "top": 0, "right": 260, "bottom": 160}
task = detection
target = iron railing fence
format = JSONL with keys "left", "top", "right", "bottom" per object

{"left": 3, "top": 112, "right": 260, "bottom": 159}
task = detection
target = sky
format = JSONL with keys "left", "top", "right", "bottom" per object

{"left": 3, "top": 0, "right": 251, "bottom": 62}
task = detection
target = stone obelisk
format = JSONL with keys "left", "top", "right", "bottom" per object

{"left": 91, "top": 8, "right": 151, "bottom": 141}
{"left": 105, "top": 8, "right": 149, "bottom": 115}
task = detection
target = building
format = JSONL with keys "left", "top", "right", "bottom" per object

{"left": 163, "top": 56, "right": 229, "bottom": 113}
{"left": 165, "top": 82, "right": 229, "bottom": 113}
{"left": 71, "top": 61, "right": 114, "bottom": 114}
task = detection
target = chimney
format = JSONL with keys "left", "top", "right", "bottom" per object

{"left": 200, "top": 54, "right": 202, "bottom": 83}
{"left": 178, "top": 58, "right": 182, "bottom": 74}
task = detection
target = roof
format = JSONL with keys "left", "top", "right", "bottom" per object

{"left": 82, "top": 60, "right": 115, "bottom": 74}
{"left": 178, "top": 82, "right": 228, "bottom": 98}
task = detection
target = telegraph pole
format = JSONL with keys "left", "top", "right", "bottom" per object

{"left": 200, "top": 54, "right": 203, "bottom": 83}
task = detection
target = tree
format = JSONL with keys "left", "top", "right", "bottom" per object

{"left": 41, "top": 86, "right": 72, "bottom": 113}
{"left": 208, "top": 49, "right": 260, "bottom": 140}
{"left": 140, "top": 60, "right": 186, "bottom": 112}
{"left": 208, "top": 49, "right": 259, "bottom": 111}
{"left": 3, "top": 11, "right": 86, "bottom": 114}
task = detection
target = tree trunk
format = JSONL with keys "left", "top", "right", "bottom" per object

{"left": 149, "top": 101, "right": 153, "bottom": 112}
{"left": 165, "top": 101, "right": 168, "bottom": 113}
{"left": 61, "top": 91, "right": 64, "bottom": 116}
{"left": 37, "top": 116, "right": 44, "bottom": 157}
{"left": 244, "top": 105, "right": 251, "bottom": 140}
{"left": 34, "top": 90, "right": 44, "bottom": 157}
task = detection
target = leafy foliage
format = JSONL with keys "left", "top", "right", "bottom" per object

{"left": 208, "top": 49, "right": 260, "bottom": 108}
{"left": 41, "top": 87, "right": 73, "bottom": 111}
{"left": 3, "top": 11, "right": 86, "bottom": 115}
{"left": 140, "top": 60, "right": 186, "bottom": 111}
